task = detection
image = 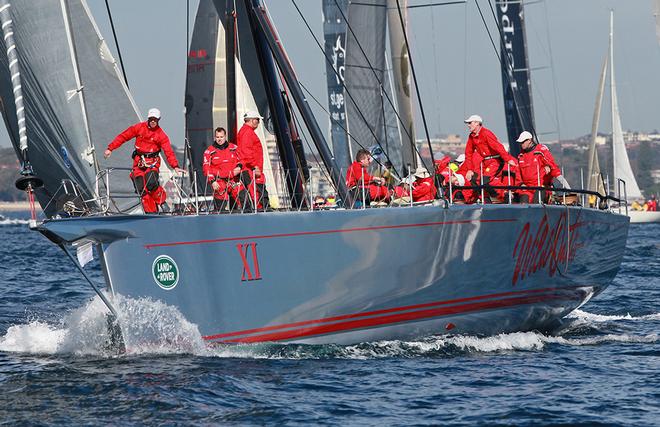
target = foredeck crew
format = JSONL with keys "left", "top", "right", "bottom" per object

{"left": 515, "top": 131, "right": 569, "bottom": 203}
{"left": 345, "top": 149, "right": 389, "bottom": 207}
{"left": 462, "top": 114, "right": 517, "bottom": 202}
{"left": 202, "top": 127, "right": 248, "bottom": 212}
{"left": 237, "top": 111, "right": 269, "bottom": 212}
{"left": 104, "top": 108, "right": 184, "bottom": 213}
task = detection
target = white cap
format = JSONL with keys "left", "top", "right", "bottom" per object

{"left": 455, "top": 154, "right": 466, "bottom": 163}
{"left": 413, "top": 167, "right": 431, "bottom": 179}
{"left": 147, "top": 108, "right": 161, "bottom": 120}
{"left": 464, "top": 114, "right": 483, "bottom": 124}
{"left": 516, "top": 131, "right": 533, "bottom": 143}
{"left": 243, "top": 110, "right": 263, "bottom": 120}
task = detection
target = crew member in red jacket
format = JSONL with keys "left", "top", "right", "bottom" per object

{"left": 410, "top": 167, "right": 437, "bottom": 202}
{"left": 104, "top": 108, "right": 184, "bottom": 213}
{"left": 462, "top": 114, "right": 517, "bottom": 202}
{"left": 345, "top": 148, "right": 388, "bottom": 207}
{"left": 203, "top": 127, "right": 246, "bottom": 212}
{"left": 237, "top": 111, "right": 268, "bottom": 211}
{"left": 515, "top": 131, "right": 569, "bottom": 203}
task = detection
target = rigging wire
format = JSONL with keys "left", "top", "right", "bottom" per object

{"left": 290, "top": 0, "right": 403, "bottom": 178}
{"left": 104, "top": 0, "right": 129, "bottom": 89}
{"left": 394, "top": 0, "right": 435, "bottom": 167}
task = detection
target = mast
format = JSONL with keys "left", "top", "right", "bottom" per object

{"left": 249, "top": 1, "right": 348, "bottom": 202}
{"left": 496, "top": 0, "right": 535, "bottom": 156}
{"left": 226, "top": 0, "right": 237, "bottom": 142}
{"left": 243, "top": 0, "right": 306, "bottom": 207}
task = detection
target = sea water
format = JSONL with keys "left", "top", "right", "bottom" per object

{"left": 0, "top": 212, "right": 657, "bottom": 425}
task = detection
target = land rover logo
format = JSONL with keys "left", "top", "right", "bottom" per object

{"left": 152, "top": 255, "right": 179, "bottom": 290}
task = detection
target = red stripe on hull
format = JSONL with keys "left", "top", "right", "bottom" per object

{"left": 203, "top": 286, "right": 582, "bottom": 341}
{"left": 207, "top": 291, "right": 582, "bottom": 344}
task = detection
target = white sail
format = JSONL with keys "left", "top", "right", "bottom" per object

{"left": 587, "top": 54, "right": 607, "bottom": 194}
{"left": 609, "top": 11, "right": 642, "bottom": 200}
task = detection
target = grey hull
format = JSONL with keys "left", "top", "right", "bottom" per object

{"left": 38, "top": 204, "right": 629, "bottom": 344}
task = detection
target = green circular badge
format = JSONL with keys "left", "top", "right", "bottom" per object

{"left": 152, "top": 255, "right": 179, "bottom": 290}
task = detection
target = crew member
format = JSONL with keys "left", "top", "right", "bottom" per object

{"left": 410, "top": 167, "right": 437, "bottom": 202}
{"left": 237, "top": 111, "right": 268, "bottom": 211}
{"left": 345, "top": 148, "right": 388, "bottom": 207}
{"left": 515, "top": 131, "right": 569, "bottom": 203}
{"left": 202, "top": 127, "right": 246, "bottom": 212}
{"left": 462, "top": 114, "right": 517, "bottom": 202}
{"left": 104, "top": 108, "right": 184, "bottom": 213}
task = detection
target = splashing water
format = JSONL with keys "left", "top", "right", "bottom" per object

{"left": 0, "top": 294, "right": 206, "bottom": 357}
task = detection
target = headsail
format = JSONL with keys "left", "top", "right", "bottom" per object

{"left": 495, "top": 0, "right": 534, "bottom": 156}
{"left": 322, "top": 0, "right": 350, "bottom": 172}
{"left": 0, "top": 0, "right": 143, "bottom": 216}
{"left": 609, "top": 11, "right": 642, "bottom": 200}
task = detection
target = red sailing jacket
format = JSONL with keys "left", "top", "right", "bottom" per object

{"left": 108, "top": 122, "right": 179, "bottom": 171}
{"left": 412, "top": 176, "right": 436, "bottom": 202}
{"left": 237, "top": 124, "right": 264, "bottom": 180}
{"left": 346, "top": 161, "right": 372, "bottom": 188}
{"left": 202, "top": 142, "right": 242, "bottom": 181}
{"left": 463, "top": 126, "right": 515, "bottom": 176}
{"left": 517, "top": 143, "right": 561, "bottom": 187}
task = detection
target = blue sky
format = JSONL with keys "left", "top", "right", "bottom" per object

{"left": 1, "top": 0, "right": 659, "bottom": 149}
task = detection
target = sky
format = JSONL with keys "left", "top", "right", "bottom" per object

{"left": 1, "top": 0, "right": 659, "bottom": 150}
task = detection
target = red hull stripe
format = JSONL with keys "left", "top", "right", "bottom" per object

{"left": 215, "top": 293, "right": 579, "bottom": 343}
{"left": 203, "top": 286, "right": 583, "bottom": 342}
{"left": 144, "top": 218, "right": 515, "bottom": 249}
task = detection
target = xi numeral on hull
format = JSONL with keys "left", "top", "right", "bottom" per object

{"left": 236, "top": 242, "right": 262, "bottom": 281}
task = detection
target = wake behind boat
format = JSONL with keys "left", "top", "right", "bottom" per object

{"left": 0, "top": 0, "right": 630, "bottom": 347}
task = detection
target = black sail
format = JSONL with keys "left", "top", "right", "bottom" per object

{"left": 496, "top": 1, "right": 534, "bottom": 156}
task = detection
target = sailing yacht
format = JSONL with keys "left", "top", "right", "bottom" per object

{"left": 587, "top": 11, "right": 660, "bottom": 224}
{"left": 0, "top": 0, "right": 631, "bottom": 346}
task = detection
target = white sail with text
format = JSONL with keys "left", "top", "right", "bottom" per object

{"left": 496, "top": 0, "right": 534, "bottom": 155}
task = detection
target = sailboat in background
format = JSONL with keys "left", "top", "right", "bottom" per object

{"left": 588, "top": 11, "right": 660, "bottom": 223}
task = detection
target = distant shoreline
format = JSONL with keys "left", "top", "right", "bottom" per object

{"left": 0, "top": 201, "right": 37, "bottom": 212}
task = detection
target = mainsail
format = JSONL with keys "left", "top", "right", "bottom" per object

{"left": 495, "top": 0, "right": 534, "bottom": 156}
{"left": 609, "top": 12, "right": 642, "bottom": 200}
{"left": 0, "top": 0, "right": 143, "bottom": 216}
